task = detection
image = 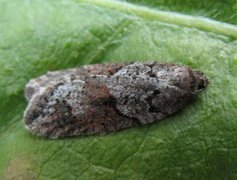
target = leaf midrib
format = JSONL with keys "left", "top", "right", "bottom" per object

{"left": 79, "top": 0, "right": 237, "bottom": 39}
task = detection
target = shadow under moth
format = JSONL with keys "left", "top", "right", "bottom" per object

{"left": 24, "top": 62, "right": 208, "bottom": 138}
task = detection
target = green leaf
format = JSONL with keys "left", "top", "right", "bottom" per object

{"left": 124, "top": 0, "right": 237, "bottom": 25}
{"left": 0, "top": 0, "right": 237, "bottom": 179}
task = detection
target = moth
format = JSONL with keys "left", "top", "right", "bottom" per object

{"left": 24, "top": 62, "right": 208, "bottom": 138}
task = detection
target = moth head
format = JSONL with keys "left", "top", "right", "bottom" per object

{"left": 190, "top": 70, "right": 209, "bottom": 94}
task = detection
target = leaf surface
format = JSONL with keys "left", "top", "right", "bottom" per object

{"left": 0, "top": 0, "right": 237, "bottom": 179}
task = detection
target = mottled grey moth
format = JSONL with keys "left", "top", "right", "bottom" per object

{"left": 24, "top": 62, "right": 208, "bottom": 138}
